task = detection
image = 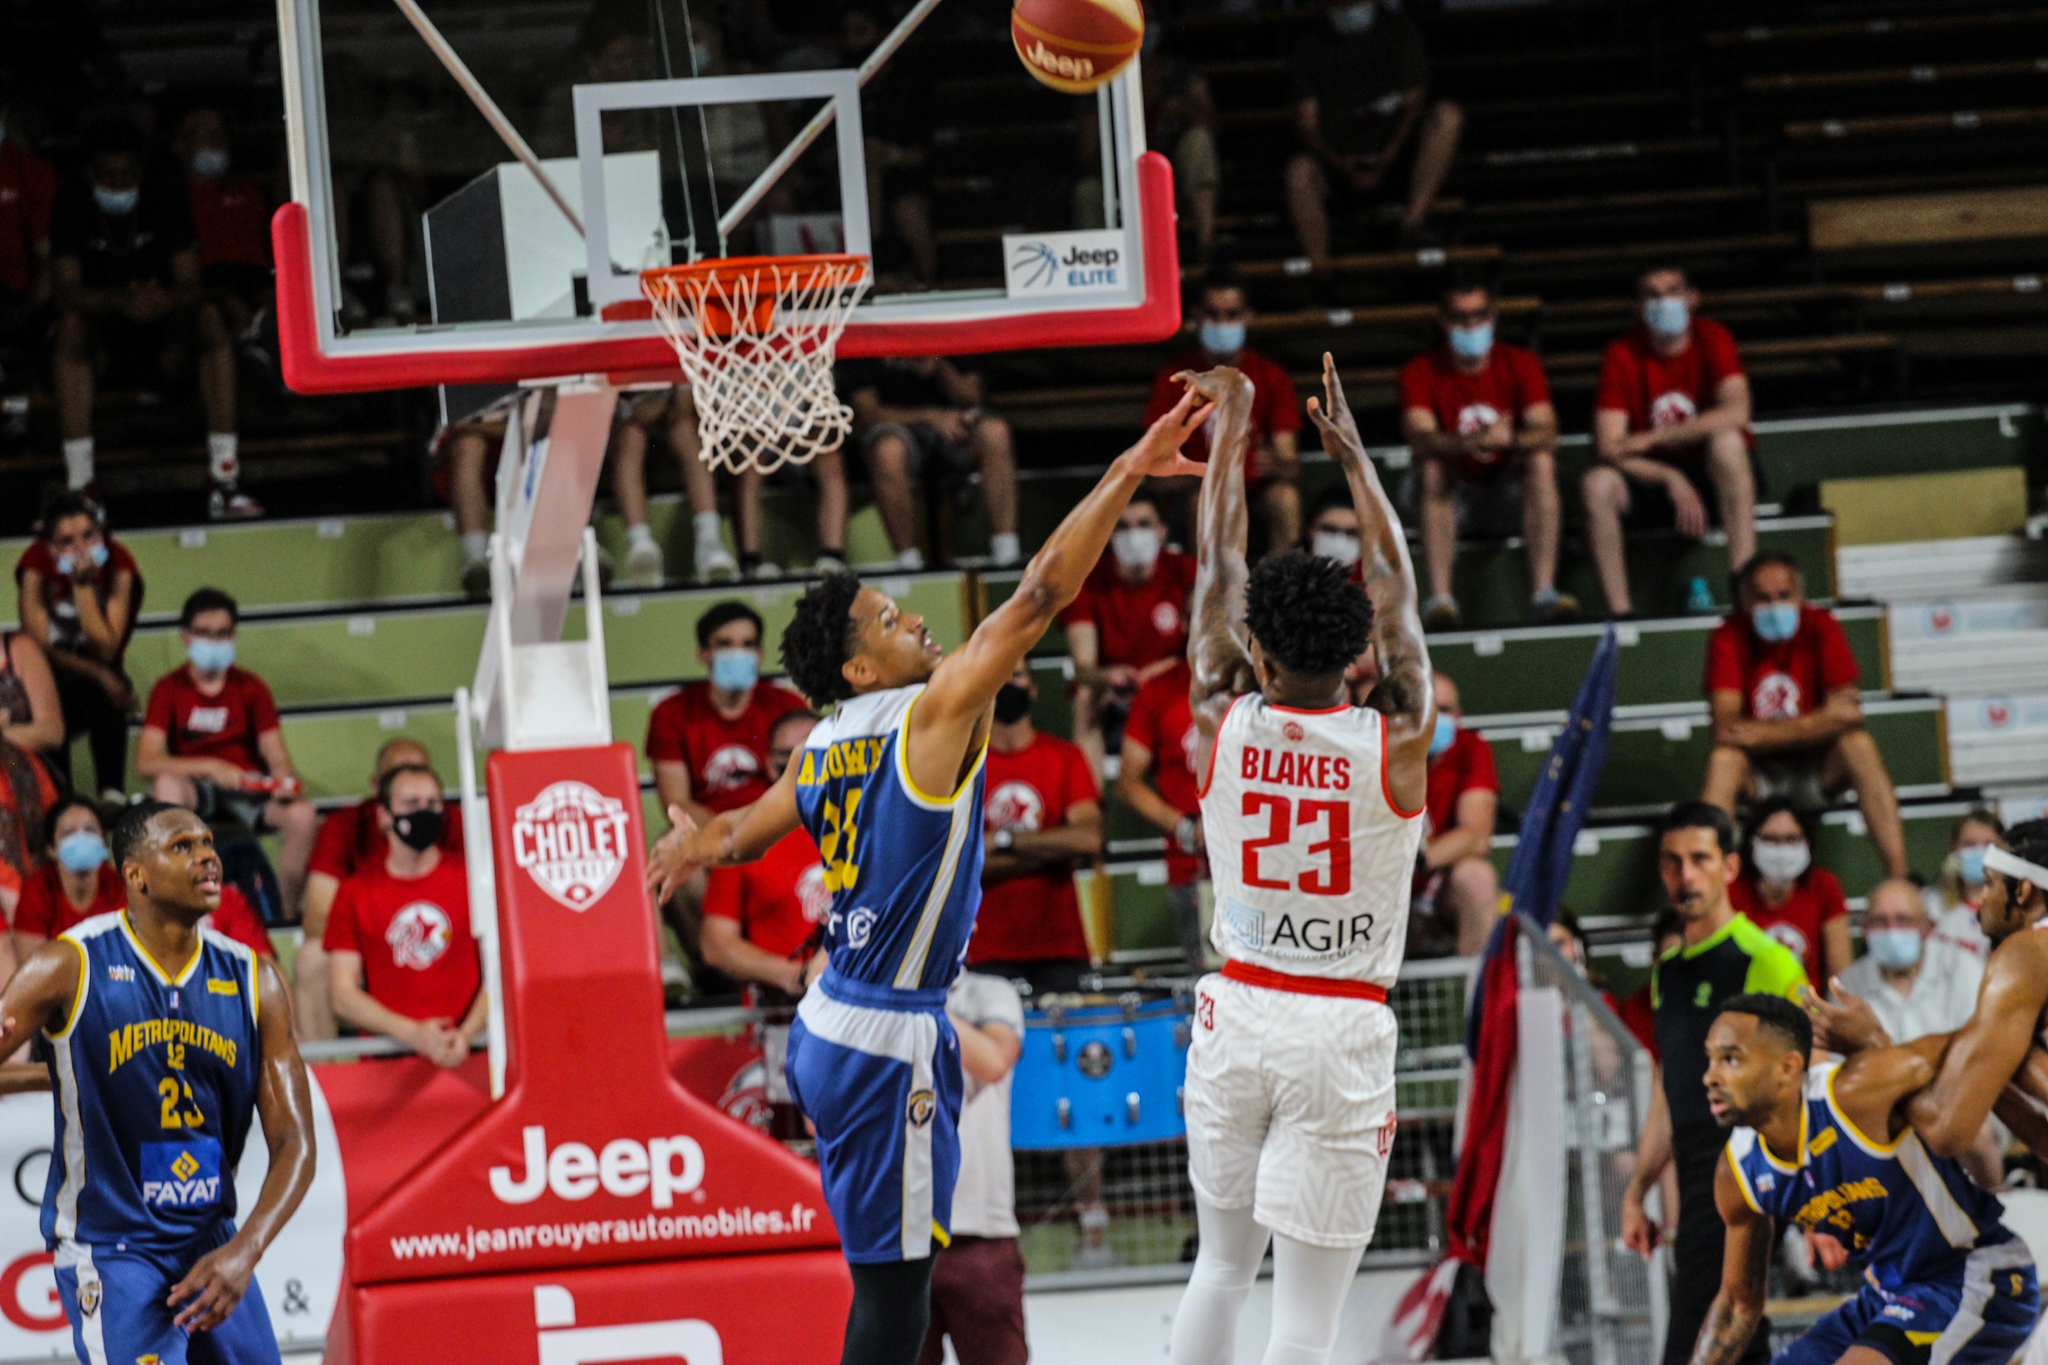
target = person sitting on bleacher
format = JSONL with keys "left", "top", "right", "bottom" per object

{"left": 1700, "top": 553, "right": 1910, "bottom": 880}
{"left": 1399, "top": 280, "right": 1575, "bottom": 630}
{"left": 14, "top": 491, "right": 142, "bottom": 801}
{"left": 135, "top": 587, "right": 318, "bottom": 920}
{"left": 1409, "top": 670, "right": 1499, "bottom": 957}
{"left": 700, "top": 709, "right": 827, "bottom": 1001}
{"left": 51, "top": 121, "right": 257, "bottom": 519}
{"left": 297, "top": 736, "right": 465, "bottom": 1040}
{"left": 1117, "top": 658, "right": 1208, "bottom": 973}
{"left": 1726, "top": 798, "right": 1850, "bottom": 987}
{"left": 1062, "top": 490, "right": 1195, "bottom": 774}
{"left": 1282, "top": 0, "right": 1463, "bottom": 262}
{"left": 1925, "top": 808, "right": 2005, "bottom": 962}
{"left": 0, "top": 85, "right": 56, "bottom": 373}
{"left": 1142, "top": 269, "right": 1301, "bottom": 552}
{"left": 324, "top": 762, "right": 485, "bottom": 1068}
{"left": 1582, "top": 265, "right": 1756, "bottom": 618}
{"left": 174, "top": 107, "right": 271, "bottom": 359}
{"left": 1305, "top": 486, "right": 1362, "bottom": 571}
{"left": 612, "top": 386, "right": 747, "bottom": 585}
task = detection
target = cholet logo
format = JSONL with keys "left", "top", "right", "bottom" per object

{"left": 512, "top": 781, "right": 632, "bottom": 911}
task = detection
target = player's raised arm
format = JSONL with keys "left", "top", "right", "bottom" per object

{"left": 646, "top": 759, "right": 804, "bottom": 903}
{"left": 1185, "top": 365, "right": 1259, "bottom": 775}
{"left": 0, "top": 939, "right": 85, "bottom": 1057}
{"left": 1688, "top": 1156, "right": 1773, "bottom": 1365}
{"left": 1307, "top": 353, "right": 1433, "bottom": 805}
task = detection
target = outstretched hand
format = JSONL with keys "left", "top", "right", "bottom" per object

{"left": 1124, "top": 385, "right": 1216, "bottom": 479}
{"left": 646, "top": 805, "right": 704, "bottom": 905}
{"left": 1804, "top": 981, "right": 1890, "bottom": 1056}
{"left": 1304, "top": 352, "right": 1364, "bottom": 462}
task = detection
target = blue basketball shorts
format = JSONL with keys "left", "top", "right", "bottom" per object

{"left": 1774, "top": 1239, "right": 2037, "bottom": 1365}
{"left": 53, "top": 1221, "right": 280, "bottom": 1365}
{"left": 787, "top": 971, "right": 963, "bottom": 1265}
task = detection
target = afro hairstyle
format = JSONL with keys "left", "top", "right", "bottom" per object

{"left": 1243, "top": 550, "right": 1374, "bottom": 679}
{"left": 780, "top": 571, "right": 865, "bottom": 707}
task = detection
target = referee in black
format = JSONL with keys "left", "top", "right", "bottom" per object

{"left": 1622, "top": 802, "right": 1810, "bottom": 1365}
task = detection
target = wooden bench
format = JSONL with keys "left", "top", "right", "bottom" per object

{"left": 1785, "top": 106, "right": 2048, "bottom": 142}
{"left": 1742, "top": 55, "right": 2048, "bottom": 95}
{"left": 1507, "top": 232, "right": 1801, "bottom": 272}
{"left": 1808, "top": 185, "right": 2048, "bottom": 249}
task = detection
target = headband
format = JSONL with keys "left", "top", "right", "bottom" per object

{"left": 1983, "top": 846, "right": 2048, "bottom": 891}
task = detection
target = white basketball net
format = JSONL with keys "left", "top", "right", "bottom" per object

{"left": 642, "top": 257, "right": 871, "bottom": 476}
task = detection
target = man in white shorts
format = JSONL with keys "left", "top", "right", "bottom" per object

{"left": 1170, "top": 354, "right": 1435, "bottom": 1365}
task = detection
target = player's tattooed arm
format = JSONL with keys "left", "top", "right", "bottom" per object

{"left": 1184, "top": 365, "right": 1258, "bottom": 776}
{"left": 1306, "top": 352, "right": 1434, "bottom": 810}
{"left": 171, "top": 958, "right": 315, "bottom": 1332}
{"left": 0, "top": 938, "right": 84, "bottom": 1056}
{"left": 1690, "top": 1156, "right": 1771, "bottom": 1365}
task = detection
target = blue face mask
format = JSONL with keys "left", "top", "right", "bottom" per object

{"left": 187, "top": 637, "right": 236, "bottom": 673}
{"left": 1751, "top": 603, "right": 1800, "bottom": 643}
{"left": 56, "top": 830, "right": 108, "bottom": 874}
{"left": 1429, "top": 713, "right": 1456, "bottom": 758}
{"left": 1448, "top": 323, "right": 1493, "bottom": 361}
{"left": 93, "top": 184, "right": 139, "bottom": 217}
{"left": 1867, "top": 928, "right": 1924, "bottom": 971}
{"left": 1959, "top": 845, "right": 1989, "bottom": 886}
{"left": 1199, "top": 320, "right": 1246, "bottom": 357}
{"left": 1642, "top": 295, "right": 1690, "bottom": 338}
{"left": 55, "top": 542, "right": 110, "bottom": 575}
{"left": 710, "top": 648, "right": 760, "bottom": 692}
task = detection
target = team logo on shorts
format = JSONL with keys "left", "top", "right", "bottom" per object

{"left": 907, "top": 1089, "right": 936, "bottom": 1127}
{"left": 77, "top": 1281, "right": 99, "bottom": 1317}
{"left": 511, "top": 781, "right": 632, "bottom": 910}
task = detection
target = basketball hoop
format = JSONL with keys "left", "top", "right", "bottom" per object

{"left": 640, "top": 254, "right": 871, "bottom": 476}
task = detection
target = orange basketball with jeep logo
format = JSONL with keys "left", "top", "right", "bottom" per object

{"left": 1011, "top": 0, "right": 1144, "bottom": 94}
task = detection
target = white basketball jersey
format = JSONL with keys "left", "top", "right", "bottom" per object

{"left": 1199, "top": 694, "right": 1424, "bottom": 986}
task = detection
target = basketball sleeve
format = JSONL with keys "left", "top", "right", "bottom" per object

{"left": 1704, "top": 619, "right": 1746, "bottom": 697}
{"left": 702, "top": 865, "right": 744, "bottom": 924}
{"left": 1815, "top": 611, "right": 1861, "bottom": 692}
{"left": 322, "top": 879, "right": 364, "bottom": 954}
{"left": 307, "top": 809, "right": 358, "bottom": 881}
{"left": 1592, "top": 339, "right": 1636, "bottom": 417}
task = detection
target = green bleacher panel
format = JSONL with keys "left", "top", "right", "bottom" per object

{"left": 1104, "top": 860, "right": 1178, "bottom": 957}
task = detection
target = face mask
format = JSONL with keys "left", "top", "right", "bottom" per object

{"left": 1328, "top": 1, "right": 1376, "bottom": 34}
{"left": 1750, "top": 839, "right": 1810, "bottom": 885}
{"left": 186, "top": 637, "right": 235, "bottom": 673}
{"left": 709, "top": 648, "right": 760, "bottom": 692}
{"left": 54, "top": 543, "right": 110, "bottom": 575}
{"left": 190, "top": 148, "right": 230, "bottom": 179}
{"left": 56, "top": 830, "right": 108, "bottom": 874}
{"left": 1111, "top": 526, "right": 1162, "bottom": 574}
{"left": 1311, "top": 530, "right": 1361, "bottom": 567}
{"left": 1198, "top": 320, "right": 1246, "bottom": 356}
{"left": 1448, "top": 323, "right": 1493, "bottom": 361}
{"left": 93, "top": 184, "right": 139, "bottom": 217}
{"left": 391, "top": 807, "right": 445, "bottom": 853}
{"left": 1429, "top": 713, "right": 1456, "bottom": 758}
{"left": 994, "top": 683, "right": 1035, "bottom": 725}
{"left": 1959, "top": 846, "right": 1989, "bottom": 886}
{"left": 1642, "top": 295, "right": 1689, "bottom": 338}
{"left": 1867, "top": 928, "right": 1924, "bottom": 971}
{"left": 1751, "top": 602, "right": 1800, "bottom": 643}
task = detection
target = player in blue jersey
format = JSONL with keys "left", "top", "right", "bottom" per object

{"left": 0, "top": 800, "right": 315, "bottom": 1365}
{"left": 1691, "top": 993, "right": 2037, "bottom": 1365}
{"left": 648, "top": 385, "right": 1215, "bottom": 1364}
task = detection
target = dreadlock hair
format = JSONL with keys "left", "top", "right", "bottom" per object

{"left": 1243, "top": 550, "right": 1375, "bottom": 679}
{"left": 781, "top": 571, "right": 866, "bottom": 707}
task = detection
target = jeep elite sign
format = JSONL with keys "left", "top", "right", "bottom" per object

{"left": 511, "top": 781, "right": 632, "bottom": 910}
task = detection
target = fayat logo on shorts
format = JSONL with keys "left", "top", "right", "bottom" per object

{"left": 141, "top": 1137, "right": 223, "bottom": 1208}
{"left": 512, "top": 782, "right": 632, "bottom": 911}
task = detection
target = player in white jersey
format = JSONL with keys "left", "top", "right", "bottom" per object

{"left": 1168, "top": 356, "right": 1435, "bottom": 1365}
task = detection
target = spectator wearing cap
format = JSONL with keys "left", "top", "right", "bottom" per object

{"left": 15, "top": 491, "right": 143, "bottom": 799}
{"left": 1143, "top": 271, "right": 1302, "bottom": 551}
{"left": 1702, "top": 553, "right": 1908, "bottom": 879}
{"left": 1118, "top": 658, "right": 1208, "bottom": 972}
{"left": 1062, "top": 490, "right": 1196, "bottom": 774}
{"left": 1583, "top": 265, "right": 1755, "bottom": 617}
{"left": 297, "top": 736, "right": 466, "bottom": 1039}
{"left": 1399, "top": 281, "right": 1572, "bottom": 630}
{"left": 1410, "top": 671, "right": 1498, "bottom": 958}
{"left": 325, "top": 763, "right": 485, "bottom": 1067}
{"left": 135, "top": 588, "right": 318, "bottom": 919}
{"left": 0, "top": 88, "right": 56, "bottom": 355}
{"left": 1727, "top": 799, "right": 1850, "bottom": 988}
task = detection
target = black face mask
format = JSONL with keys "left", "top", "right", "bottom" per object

{"left": 993, "top": 683, "right": 1034, "bottom": 724}
{"left": 391, "top": 807, "right": 445, "bottom": 853}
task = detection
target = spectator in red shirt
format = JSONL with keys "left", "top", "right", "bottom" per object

{"left": 324, "top": 763, "right": 485, "bottom": 1067}
{"left": 1117, "top": 659, "right": 1208, "bottom": 972}
{"left": 1582, "top": 265, "right": 1757, "bottom": 617}
{"left": 1727, "top": 799, "right": 1850, "bottom": 987}
{"left": 967, "top": 665, "right": 1104, "bottom": 992}
{"left": 701, "top": 709, "right": 829, "bottom": 999}
{"left": 1702, "top": 553, "right": 1908, "bottom": 879}
{"left": 1143, "top": 270, "right": 1302, "bottom": 551}
{"left": 1413, "top": 670, "right": 1499, "bottom": 957}
{"left": 297, "top": 736, "right": 464, "bottom": 1040}
{"left": 174, "top": 107, "right": 271, "bottom": 344}
{"left": 1063, "top": 491, "right": 1197, "bottom": 774}
{"left": 1399, "top": 282, "right": 1573, "bottom": 630}
{"left": 15, "top": 491, "right": 143, "bottom": 799}
{"left": 136, "top": 588, "right": 319, "bottom": 917}
{"left": 0, "top": 91, "right": 57, "bottom": 343}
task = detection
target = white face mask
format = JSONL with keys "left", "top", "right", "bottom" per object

{"left": 1750, "top": 840, "right": 1811, "bottom": 886}
{"left": 1111, "top": 526, "right": 1162, "bottom": 573}
{"left": 1311, "top": 530, "right": 1362, "bottom": 567}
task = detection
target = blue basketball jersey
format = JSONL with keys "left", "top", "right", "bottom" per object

{"left": 793, "top": 685, "right": 988, "bottom": 996}
{"left": 1727, "top": 1062, "right": 2020, "bottom": 1290}
{"left": 41, "top": 912, "right": 264, "bottom": 1251}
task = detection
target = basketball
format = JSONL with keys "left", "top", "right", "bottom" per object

{"left": 1011, "top": 0, "right": 1144, "bottom": 94}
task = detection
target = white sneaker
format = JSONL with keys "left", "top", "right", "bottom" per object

{"left": 208, "top": 487, "right": 263, "bottom": 520}
{"left": 623, "top": 539, "right": 665, "bottom": 588}
{"left": 812, "top": 553, "right": 850, "bottom": 576}
{"left": 746, "top": 559, "right": 783, "bottom": 581}
{"left": 696, "top": 544, "right": 740, "bottom": 582}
